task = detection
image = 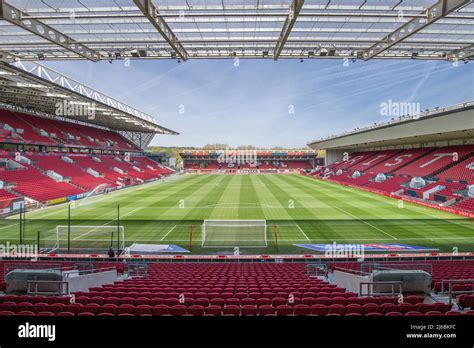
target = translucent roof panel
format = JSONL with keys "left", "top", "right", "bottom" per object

{"left": 0, "top": 0, "right": 471, "bottom": 60}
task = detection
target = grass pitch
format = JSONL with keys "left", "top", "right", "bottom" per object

{"left": 2, "top": 173, "right": 473, "bottom": 254}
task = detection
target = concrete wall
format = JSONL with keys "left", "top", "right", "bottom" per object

{"left": 332, "top": 270, "right": 370, "bottom": 295}
{"left": 66, "top": 270, "right": 117, "bottom": 293}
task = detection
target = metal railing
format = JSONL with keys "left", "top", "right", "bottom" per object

{"left": 126, "top": 263, "right": 148, "bottom": 277}
{"left": 361, "top": 262, "right": 433, "bottom": 275}
{"left": 359, "top": 281, "right": 403, "bottom": 297}
{"left": 305, "top": 263, "right": 328, "bottom": 278}
{"left": 439, "top": 279, "right": 474, "bottom": 304}
{"left": 27, "top": 280, "right": 69, "bottom": 296}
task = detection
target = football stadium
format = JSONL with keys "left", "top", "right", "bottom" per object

{"left": 0, "top": 0, "right": 473, "bottom": 346}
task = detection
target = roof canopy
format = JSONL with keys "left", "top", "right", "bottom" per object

{"left": 0, "top": 0, "right": 472, "bottom": 61}
{"left": 0, "top": 60, "right": 178, "bottom": 134}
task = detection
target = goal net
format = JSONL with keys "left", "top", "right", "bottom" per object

{"left": 201, "top": 220, "right": 267, "bottom": 248}
{"left": 40, "top": 225, "right": 125, "bottom": 253}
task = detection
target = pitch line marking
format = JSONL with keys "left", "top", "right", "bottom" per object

{"left": 295, "top": 223, "right": 310, "bottom": 240}
{"left": 71, "top": 206, "right": 142, "bottom": 242}
{"left": 160, "top": 225, "right": 177, "bottom": 241}
{"left": 334, "top": 206, "right": 398, "bottom": 240}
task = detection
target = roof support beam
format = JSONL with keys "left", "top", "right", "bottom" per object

{"left": 363, "top": 0, "right": 470, "bottom": 60}
{"left": 133, "top": 0, "right": 188, "bottom": 61}
{"left": 0, "top": 49, "right": 16, "bottom": 63}
{"left": 273, "top": 0, "right": 305, "bottom": 60}
{"left": 447, "top": 43, "right": 474, "bottom": 60}
{"left": 0, "top": 0, "right": 100, "bottom": 61}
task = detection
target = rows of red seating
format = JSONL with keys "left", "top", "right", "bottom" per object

{"left": 0, "top": 189, "right": 18, "bottom": 200}
{"left": 0, "top": 301, "right": 466, "bottom": 316}
{"left": 437, "top": 156, "right": 474, "bottom": 182}
{"left": 454, "top": 198, "right": 474, "bottom": 212}
{"left": 316, "top": 145, "right": 474, "bottom": 212}
{"left": 0, "top": 152, "right": 171, "bottom": 202}
{"left": 394, "top": 146, "right": 474, "bottom": 177}
{"left": 0, "top": 110, "right": 140, "bottom": 151}
{"left": 365, "top": 149, "right": 433, "bottom": 174}
{"left": 1, "top": 261, "right": 473, "bottom": 316}
{"left": 184, "top": 161, "right": 313, "bottom": 171}
{"left": 0, "top": 162, "right": 84, "bottom": 202}
{"left": 28, "top": 153, "right": 112, "bottom": 190}
{"left": 329, "top": 261, "right": 474, "bottom": 292}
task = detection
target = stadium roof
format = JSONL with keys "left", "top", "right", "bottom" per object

{"left": 0, "top": 0, "right": 472, "bottom": 61}
{"left": 308, "top": 100, "right": 474, "bottom": 150}
{"left": 0, "top": 60, "right": 178, "bottom": 134}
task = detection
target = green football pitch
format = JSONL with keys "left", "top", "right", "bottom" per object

{"left": 1, "top": 173, "right": 474, "bottom": 254}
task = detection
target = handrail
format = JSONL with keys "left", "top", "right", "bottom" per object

{"left": 439, "top": 278, "right": 474, "bottom": 304}
{"left": 332, "top": 266, "right": 371, "bottom": 277}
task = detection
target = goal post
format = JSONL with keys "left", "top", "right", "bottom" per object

{"left": 201, "top": 219, "right": 267, "bottom": 248}
{"left": 40, "top": 225, "right": 125, "bottom": 253}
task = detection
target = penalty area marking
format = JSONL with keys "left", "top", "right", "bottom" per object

{"left": 334, "top": 206, "right": 398, "bottom": 240}
{"left": 160, "top": 225, "right": 177, "bottom": 241}
{"left": 295, "top": 223, "right": 310, "bottom": 240}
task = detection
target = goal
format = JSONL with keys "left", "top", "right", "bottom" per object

{"left": 201, "top": 219, "right": 267, "bottom": 248}
{"left": 41, "top": 225, "right": 125, "bottom": 252}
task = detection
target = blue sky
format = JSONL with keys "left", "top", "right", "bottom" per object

{"left": 44, "top": 58, "right": 474, "bottom": 148}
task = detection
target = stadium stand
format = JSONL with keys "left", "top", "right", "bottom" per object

{"left": 0, "top": 110, "right": 141, "bottom": 151}
{"left": 313, "top": 145, "right": 474, "bottom": 213}
{"left": 1, "top": 261, "right": 473, "bottom": 316}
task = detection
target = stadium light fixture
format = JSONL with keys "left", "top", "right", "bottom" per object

{"left": 273, "top": 0, "right": 305, "bottom": 60}
{"left": 0, "top": 0, "right": 101, "bottom": 62}
{"left": 133, "top": 0, "right": 188, "bottom": 61}
{"left": 363, "top": 0, "right": 470, "bottom": 60}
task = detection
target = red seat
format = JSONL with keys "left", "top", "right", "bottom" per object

{"left": 328, "top": 304, "right": 346, "bottom": 315}
{"left": 135, "top": 305, "right": 152, "bottom": 316}
{"left": 205, "top": 305, "right": 222, "bottom": 316}
{"left": 276, "top": 305, "right": 293, "bottom": 316}
{"left": 345, "top": 304, "right": 363, "bottom": 315}
{"left": 310, "top": 304, "right": 329, "bottom": 316}
{"left": 188, "top": 305, "right": 205, "bottom": 316}
{"left": 152, "top": 305, "right": 169, "bottom": 316}
{"left": 222, "top": 305, "right": 240, "bottom": 316}
{"left": 293, "top": 304, "right": 311, "bottom": 316}
{"left": 57, "top": 312, "right": 75, "bottom": 316}
{"left": 169, "top": 305, "right": 187, "bottom": 316}
{"left": 363, "top": 304, "right": 381, "bottom": 315}
{"left": 258, "top": 305, "right": 275, "bottom": 316}
{"left": 241, "top": 305, "right": 257, "bottom": 316}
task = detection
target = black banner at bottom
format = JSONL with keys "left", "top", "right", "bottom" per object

{"left": 0, "top": 315, "right": 473, "bottom": 347}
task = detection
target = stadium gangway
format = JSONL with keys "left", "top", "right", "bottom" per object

{"left": 359, "top": 281, "right": 403, "bottom": 297}
{"left": 360, "top": 262, "right": 433, "bottom": 275}
{"left": 304, "top": 263, "right": 328, "bottom": 278}
{"left": 439, "top": 279, "right": 474, "bottom": 304}
{"left": 27, "top": 280, "right": 69, "bottom": 297}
